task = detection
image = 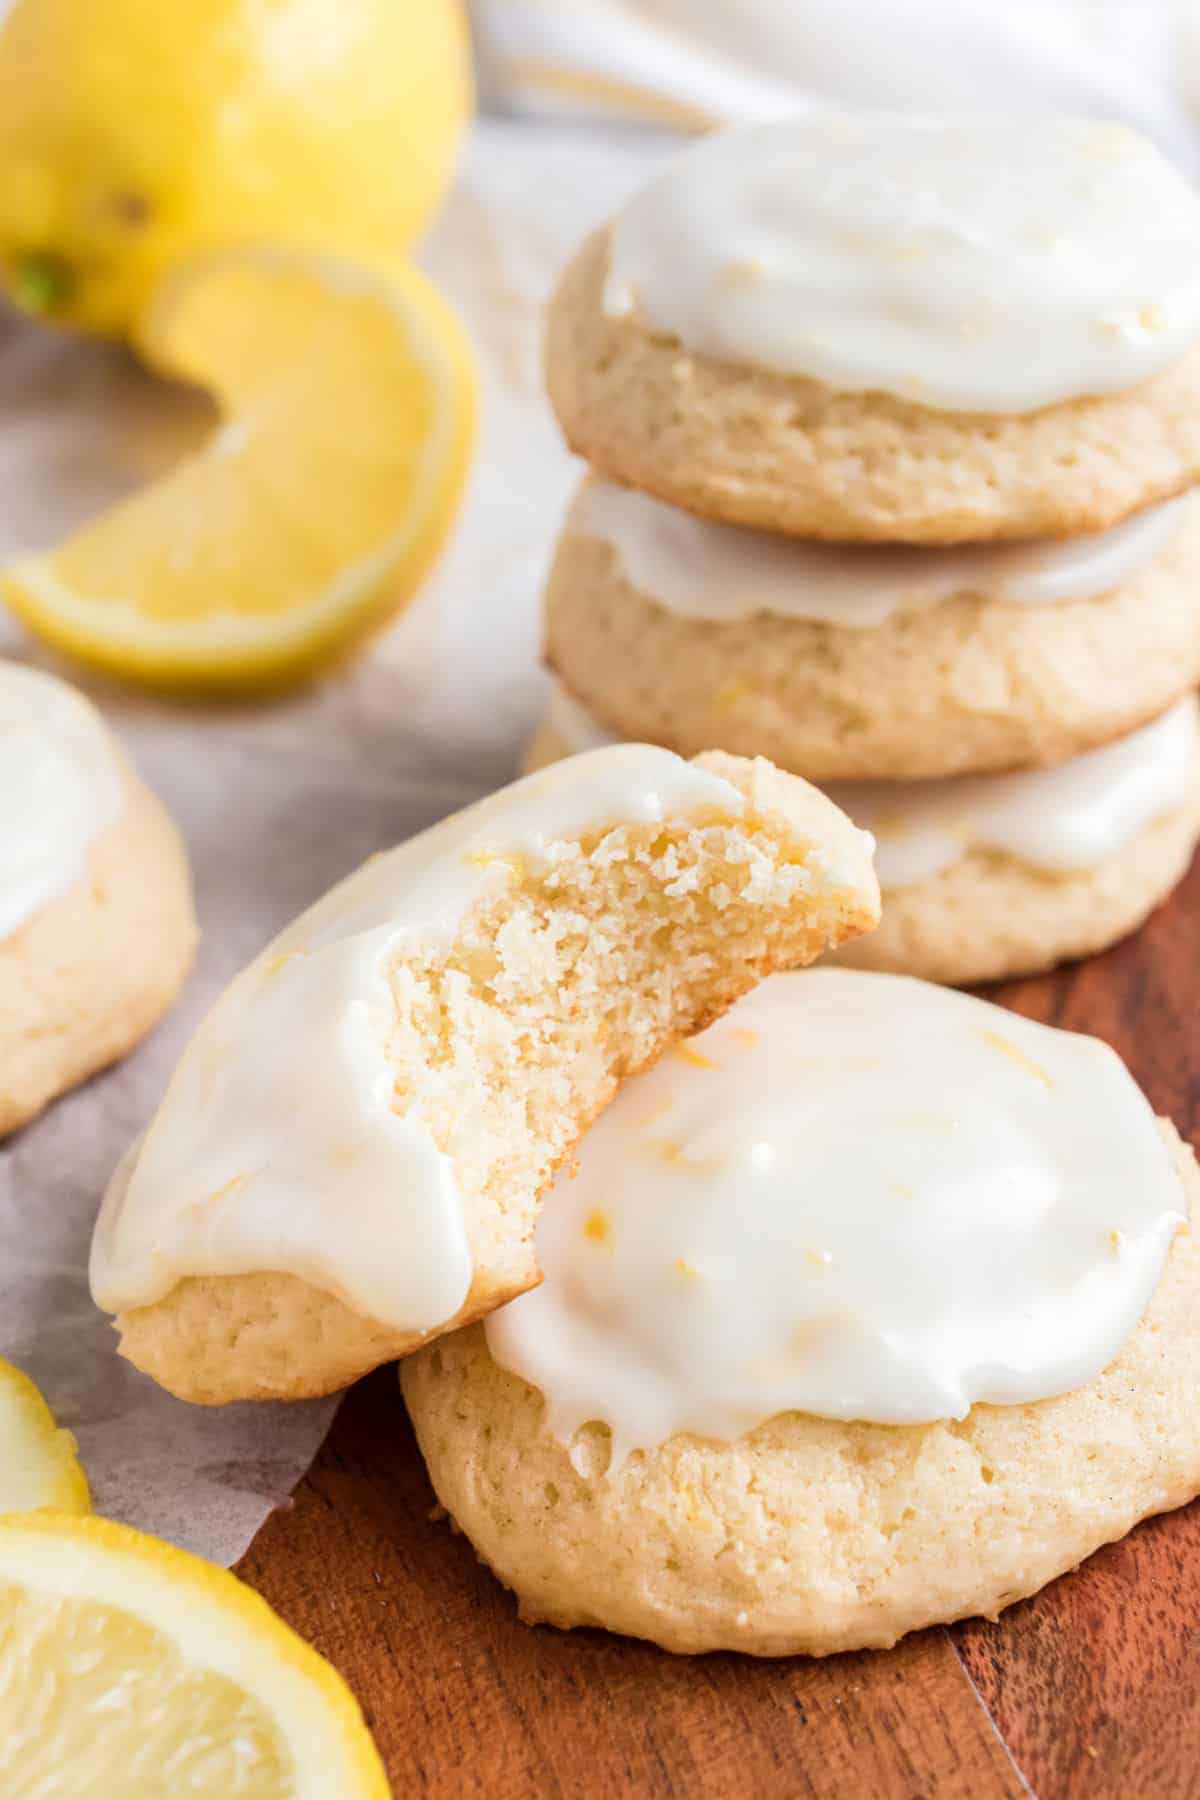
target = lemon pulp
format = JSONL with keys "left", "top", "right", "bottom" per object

{"left": 1, "top": 247, "right": 476, "bottom": 690}
{"left": 0, "top": 1514, "right": 390, "bottom": 1797}
{"left": 0, "top": 1358, "right": 89, "bottom": 1516}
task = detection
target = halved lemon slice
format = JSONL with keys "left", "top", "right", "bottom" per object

{"left": 0, "top": 1357, "right": 89, "bottom": 1516}
{"left": 0, "top": 248, "right": 475, "bottom": 690}
{"left": 0, "top": 1513, "right": 390, "bottom": 1795}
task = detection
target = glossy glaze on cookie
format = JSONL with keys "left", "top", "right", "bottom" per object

{"left": 542, "top": 685, "right": 1199, "bottom": 889}
{"left": 488, "top": 971, "right": 1186, "bottom": 1449}
{"left": 606, "top": 113, "right": 1200, "bottom": 411}
{"left": 0, "top": 662, "right": 124, "bottom": 941}
{"left": 574, "top": 479, "right": 1192, "bottom": 627}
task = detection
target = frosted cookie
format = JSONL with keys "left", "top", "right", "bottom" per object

{"left": 92, "top": 747, "right": 878, "bottom": 1405}
{"left": 403, "top": 971, "right": 1200, "bottom": 1657}
{"left": 831, "top": 700, "right": 1200, "bottom": 984}
{"left": 529, "top": 685, "right": 1200, "bottom": 986}
{"left": 546, "top": 113, "right": 1200, "bottom": 544}
{"left": 0, "top": 663, "right": 196, "bottom": 1136}
{"left": 545, "top": 477, "right": 1200, "bottom": 780}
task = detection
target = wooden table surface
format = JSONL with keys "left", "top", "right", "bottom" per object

{"left": 237, "top": 853, "right": 1200, "bottom": 1800}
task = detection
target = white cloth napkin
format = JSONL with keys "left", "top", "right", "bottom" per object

{"left": 471, "top": 0, "right": 1200, "bottom": 171}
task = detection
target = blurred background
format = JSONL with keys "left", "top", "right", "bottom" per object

{"left": 472, "top": 0, "right": 1200, "bottom": 164}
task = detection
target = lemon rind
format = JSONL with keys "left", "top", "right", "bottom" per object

{"left": 0, "top": 1511, "right": 390, "bottom": 1798}
{"left": 0, "top": 249, "right": 476, "bottom": 691}
{"left": 0, "top": 1358, "right": 90, "bottom": 1517}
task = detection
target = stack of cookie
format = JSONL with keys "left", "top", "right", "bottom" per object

{"left": 535, "top": 110, "right": 1200, "bottom": 985}
{"left": 88, "top": 737, "right": 1200, "bottom": 1660}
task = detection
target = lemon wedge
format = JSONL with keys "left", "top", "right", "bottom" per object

{"left": 0, "top": 248, "right": 475, "bottom": 690}
{"left": 0, "top": 1357, "right": 89, "bottom": 1516}
{"left": 0, "top": 1513, "right": 390, "bottom": 1796}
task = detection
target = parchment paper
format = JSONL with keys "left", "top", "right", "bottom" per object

{"left": 0, "top": 120, "right": 664, "bottom": 1565}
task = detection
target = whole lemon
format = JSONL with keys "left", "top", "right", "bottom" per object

{"left": 0, "top": 0, "right": 472, "bottom": 337}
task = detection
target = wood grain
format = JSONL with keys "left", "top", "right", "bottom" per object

{"left": 952, "top": 1502, "right": 1200, "bottom": 1800}
{"left": 950, "top": 851, "right": 1200, "bottom": 1800}
{"left": 237, "top": 851, "right": 1200, "bottom": 1798}
{"left": 239, "top": 1367, "right": 1027, "bottom": 1799}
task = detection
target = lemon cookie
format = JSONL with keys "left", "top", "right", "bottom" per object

{"left": 92, "top": 747, "right": 878, "bottom": 1405}
{"left": 546, "top": 114, "right": 1200, "bottom": 544}
{"left": 529, "top": 683, "right": 1200, "bottom": 986}
{"left": 0, "top": 663, "right": 196, "bottom": 1135}
{"left": 831, "top": 699, "right": 1200, "bottom": 984}
{"left": 545, "top": 477, "right": 1200, "bottom": 780}
{"left": 404, "top": 972, "right": 1200, "bottom": 1657}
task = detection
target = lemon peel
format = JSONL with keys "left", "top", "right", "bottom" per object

{"left": 0, "top": 1512, "right": 390, "bottom": 1797}
{"left": 0, "top": 1357, "right": 89, "bottom": 1517}
{"left": 0, "top": 0, "right": 471, "bottom": 338}
{"left": 1, "top": 247, "right": 476, "bottom": 691}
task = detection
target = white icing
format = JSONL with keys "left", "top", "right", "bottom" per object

{"left": 544, "top": 686, "right": 1199, "bottom": 887}
{"left": 486, "top": 970, "right": 1186, "bottom": 1447}
{"left": 605, "top": 111, "right": 1200, "bottom": 412}
{"left": 90, "top": 746, "right": 787, "bottom": 1330}
{"left": 0, "top": 662, "right": 125, "bottom": 942}
{"left": 827, "top": 697, "right": 1200, "bottom": 888}
{"left": 575, "top": 480, "right": 1192, "bottom": 626}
